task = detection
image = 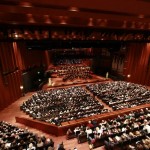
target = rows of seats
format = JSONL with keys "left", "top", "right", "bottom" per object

{"left": 53, "top": 65, "right": 92, "bottom": 81}
{"left": 86, "top": 81, "right": 150, "bottom": 110}
{"left": 54, "top": 59, "right": 83, "bottom": 66}
{"left": 20, "top": 86, "right": 109, "bottom": 126}
{"left": 66, "top": 108, "right": 150, "bottom": 149}
{"left": 104, "top": 131, "right": 150, "bottom": 150}
{"left": 0, "top": 121, "right": 54, "bottom": 150}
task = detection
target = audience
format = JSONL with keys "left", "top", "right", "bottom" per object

{"left": 86, "top": 81, "right": 150, "bottom": 110}
{"left": 21, "top": 86, "right": 109, "bottom": 126}
{"left": 54, "top": 59, "right": 83, "bottom": 66}
{"left": 68, "top": 108, "right": 150, "bottom": 149}
{"left": 0, "top": 121, "right": 54, "bottom": 150}
{"left": 53, "top": 64, "right": 92, "bottom": 82}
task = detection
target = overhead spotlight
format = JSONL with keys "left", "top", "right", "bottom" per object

{"left": 122, "top": 20, "right": 127, "bottom": 28}
{"left": 59, "top": 16, "right": 67, "bottom": 24}
{"left": 131, "top": 21, "right": 135, "bottom": 28}
{"left": 69, "top": 7, "right": 79, "bottom": 12}
{"left": 44, "top": 15, "right": 52, "bottom": 24}
{"left": 20, "top": 2, "right": 32, "bottom": 7}
{"left": 88, "top": 18, "right": 94, "bottom": 26}
{"left": 26, "top": 14, "right": 35, "bottom": 23}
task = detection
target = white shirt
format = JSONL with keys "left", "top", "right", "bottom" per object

{"left": 143, "top": 124, "right": 150, "bottom": 133}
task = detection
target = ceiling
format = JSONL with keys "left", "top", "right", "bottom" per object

{"left": 1, "top": 0, "right": 150, "bottom": 30}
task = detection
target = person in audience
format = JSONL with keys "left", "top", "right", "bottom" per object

{"left": 143, "top": 121, "right": 150, "bottom": 134}
{"left": 57, "top": 142, "right": 65, "bottom": 150}
{"left": 46, "top": 138, "right": 54, "bottom": 150}
{"left": 36, "top": 137, "right": 44, "bottom": 149}
{"left": 86, "top": 127, "right": 93, "bottom": 139}
{"left": 87, "top": 121, "right": 94, "bottom": 128}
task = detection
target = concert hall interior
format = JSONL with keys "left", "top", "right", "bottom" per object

{"left": 0, "top": 0, "right": 150, "bottom": 150}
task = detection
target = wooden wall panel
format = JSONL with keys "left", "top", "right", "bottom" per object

{"left": 0, "top": 41, "right": 48, "bottom": 110}
{"left": 16, "top": 42, "right": 47, "bottom": 71}
{"left": 14, "top": 71, "right": 20, "bottom": 99}
{"left": 9, "top": 43, "right": 17, "bottom": 70}
{"left": 0, "top": 42, "right": 22, "bottom": 110}
{"left": 11, "top": 73, "right": 17, "bottom": 101}
{"left": 124, "top": 43, "right": 150, "bottom": 86}
{"left": 0, "top": 71, "right": 22, "bottom": 110}
{"left": 0, "top": 43, "right": 8, "bottom": 73}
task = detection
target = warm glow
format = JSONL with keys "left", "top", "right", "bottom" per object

{"left": 27, "top": 14, "right": 35, "bottom": 23}
{"left": 138, "top": 14, "right": 144, "bottom": 19}
{"left": 88, "top": 18, "right": 94, "bottom": 26}
{"left": 127, "top": 74, "right": 131, "bottom": 78}
{"left": 69, "top": 7, "right": 79, "bottom": 12}
{"left": 20, "top": 2, "right": 32, "bottom": 7}
{"left": 20, "top": 85, "right": 24, "bottom": 90}
{"left": 44, "top": 15, "right": 52, "bottom": 24}
{"left": 59, "top": 16, "right": 67, "bottom": 25}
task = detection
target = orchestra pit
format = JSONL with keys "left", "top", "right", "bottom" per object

{"left": 0, "top": 1, "right": 150, "bottom": 150}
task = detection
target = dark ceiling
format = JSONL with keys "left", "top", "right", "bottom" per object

{"left": 1, "top": 0, "right": 150, "bottom": 30}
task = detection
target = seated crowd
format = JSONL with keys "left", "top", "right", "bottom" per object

{"left": 53, "top": 65, "right": 92, "bottom": 82}
{"left": 21, "top": 86, "right": 109, "bottom": 126}
{"left": 86, "top": 81, "right": 150, "bottom": 110}
{"left": 54, "top": 59, "right": 83, "bottom": 66}
{"left": 66, "top": 108, "right": 150, "bottom": 150}
{"left": 0, "top": 121, "right": 54, "bottom": 150}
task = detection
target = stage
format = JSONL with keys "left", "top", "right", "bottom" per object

{"left": 43, "top": 74, "right": 110, "bottom": 90}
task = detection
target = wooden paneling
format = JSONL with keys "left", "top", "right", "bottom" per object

{"left": 0, "top": 42, "right": 22, "bottom": 110}
{"left": 124, "top": 43, "right": 150, "bottom": 85}
{"left": 0, "top": 41, "right": 50, "bottom": 110}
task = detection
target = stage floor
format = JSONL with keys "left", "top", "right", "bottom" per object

{"left": 43, "top": 74, "right": 109, "bottom": 90}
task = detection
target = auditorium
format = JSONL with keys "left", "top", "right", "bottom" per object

{"left": 0, "top": 0, "right": 150, "bottom": 150}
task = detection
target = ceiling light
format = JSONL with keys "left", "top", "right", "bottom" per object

{"left": 27, "top": 14, "right": 35, "bottom": 23}
{"left": 88, "top": 18, "right": 94, "bottom": 26}
{"left": 69, "top": 7, "right": 79, "bottom": 12}
{"left": 59, "top": 16, "right": 67, "bottom": 25}
{"left": 44, "top": 15, "right": 52, "bottom": 24}
{"left": 20, "top": 2, "right": 32, "bottom": 7}
{"left": 138, "top": 14, "right": 144, "bottom": 19}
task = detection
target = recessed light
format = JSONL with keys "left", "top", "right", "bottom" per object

{"left": 20, "top": 2, "right": 32, "bottom": 7}
{"left": 88, "top": 18, "right": 94, "bottom": 26}
{"left": 44, "top": 15, "right": 52, "bottom": 24}
{"left": 69, "top": 7, "right": 79, "bottom": 12}
{"left": 138, "top": 14, "right": 144, "bottom": 19}
{"left": 27, "top": 14, "right": 35, "bottom": 23}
